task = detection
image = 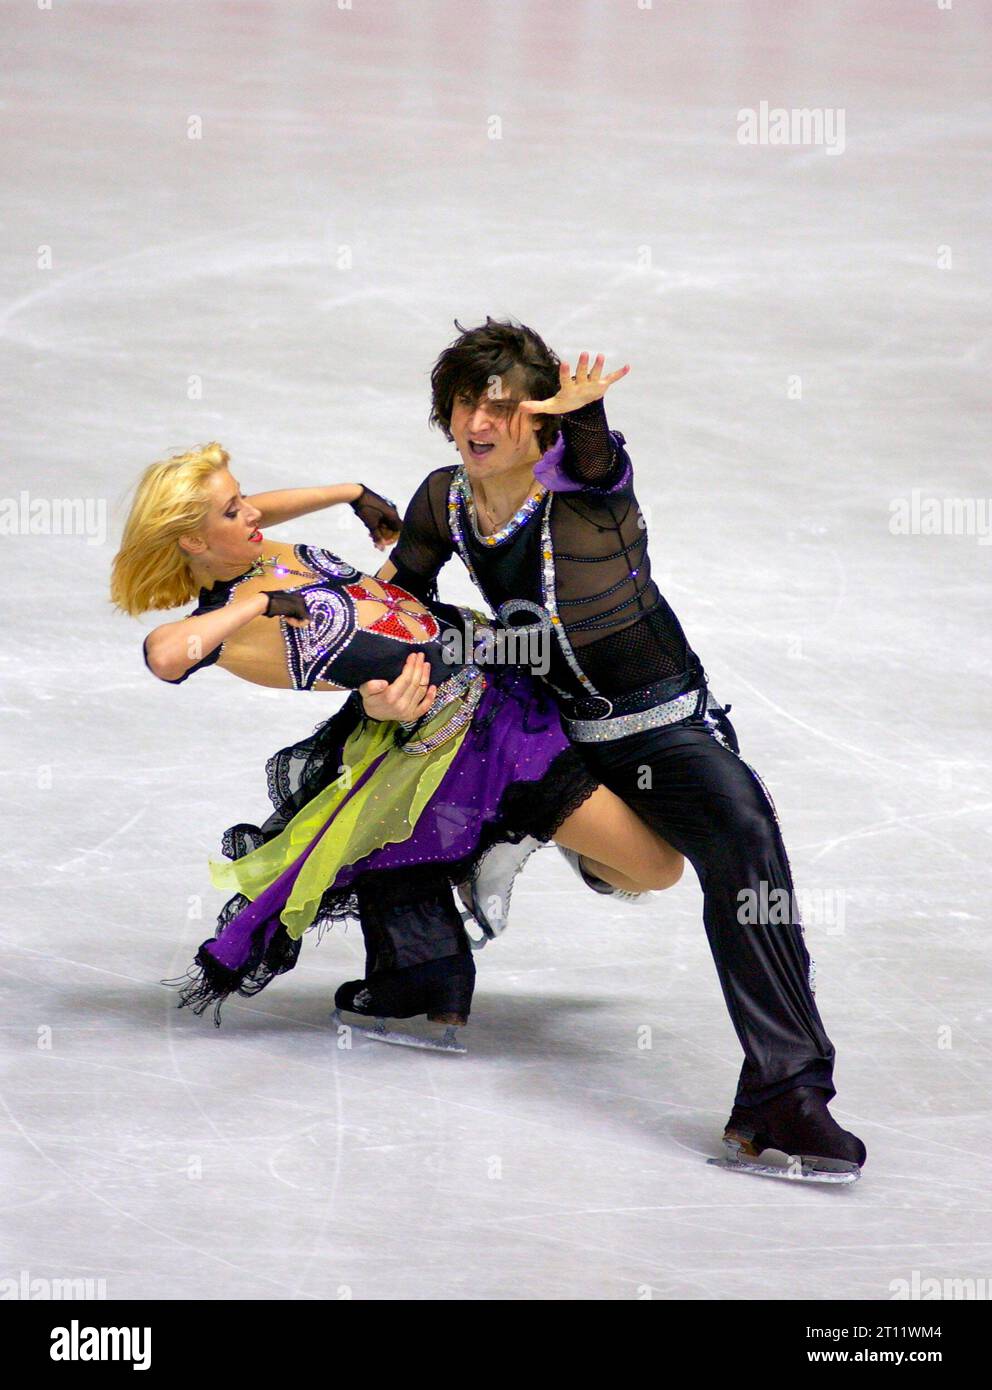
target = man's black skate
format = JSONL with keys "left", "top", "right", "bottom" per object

{"left": 332, "top": 955, "right": 474, "bottom": 1054}
{"left": 710, "top": 1086, "right": 866, "bottom": 1184}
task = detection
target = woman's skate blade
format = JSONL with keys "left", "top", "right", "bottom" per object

{"left": 330, "top": 1009, "right": 467, "bottom": 1054}
{"left": 708, "top": 1138, "right": 861, "bottom": 1184}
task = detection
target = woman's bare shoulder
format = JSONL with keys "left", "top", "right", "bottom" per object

{"left": 265, "top": 537, "right": 301, "bottom": 562}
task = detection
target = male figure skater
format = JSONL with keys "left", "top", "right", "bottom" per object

{"left": 359, "top": 317, "right": 866, "bottom": 1181}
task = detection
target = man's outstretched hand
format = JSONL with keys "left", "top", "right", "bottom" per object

{"left": 359, "top": 651, "right": 437, "bottom": 722}
{"left": 519, "top": 352, "right": 630, "bottom": 417}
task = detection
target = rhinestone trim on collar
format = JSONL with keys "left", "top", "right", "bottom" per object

{"left": 447, "top": 474, "right": 504, "bottom": 605}
{"left": 451, "top": 465, "right": 547, "bottom": 548}
{"left": 446, "top": 469, "right": 603, "bottom": 704}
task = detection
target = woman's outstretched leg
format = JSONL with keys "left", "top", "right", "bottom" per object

{"left": 553, "top": 785, "right": 684, "bottom": 891}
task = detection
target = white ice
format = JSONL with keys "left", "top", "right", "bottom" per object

{"left": 1, "top": 0, "right": 991, "bottom": 1300}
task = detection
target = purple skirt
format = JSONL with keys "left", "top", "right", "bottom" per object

{"left": 169, "top": 666, "right": 599, "bottom": 1022}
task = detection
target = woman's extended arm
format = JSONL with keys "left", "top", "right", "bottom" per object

{"left": 144, "top": 592, "right": 271, "bottom": 682}
{"left": 245, "top": 483, "right": 403, "bottom": 548}
{"left": 244, "top": 483, "right": 363, "bottom": 528}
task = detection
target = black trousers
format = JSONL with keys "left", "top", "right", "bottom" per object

{"left": 577, "top": 701, "right": 836, "bottom": 1109}
{"left": 352, "top": 867, "right": 477, "bottom": 1019}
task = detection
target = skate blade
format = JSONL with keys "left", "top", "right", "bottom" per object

{"left": 708, "top": 1141, "right": 861, "bottom": 1184}
{"left": 331, "top": 1010, "right": 467, "bottom": 1054}
{"left": 370, "top": 1026, "right": 467, "bottom": 1054}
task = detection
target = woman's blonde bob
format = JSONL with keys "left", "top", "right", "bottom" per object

{"left": 110, "top": 443, "right": 231, "bottom": 615}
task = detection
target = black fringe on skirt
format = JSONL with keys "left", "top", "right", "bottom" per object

{"left": 165, "top": 698, "right": 599, "bottom": 1024}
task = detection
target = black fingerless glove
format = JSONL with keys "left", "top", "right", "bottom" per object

{"left": 350, "top": 484, "right": 403, "bottom": 544}
{"left": 261, "top": 589, "right": 311, "bottom": 621}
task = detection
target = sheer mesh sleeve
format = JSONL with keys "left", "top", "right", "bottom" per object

{"left": 387, "top": 467, "right": 456, "bottom": 604}
{"left": 558, "top": 398, "right": 629, "bottom": 488}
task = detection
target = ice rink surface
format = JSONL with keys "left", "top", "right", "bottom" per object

{"left": 2, "top": 0, "right": 990, "bottom": 1300}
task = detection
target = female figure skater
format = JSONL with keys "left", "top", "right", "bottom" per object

{"left": 110, "top": 444, "right": 683, "bottom": 1042}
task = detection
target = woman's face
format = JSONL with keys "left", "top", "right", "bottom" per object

{"left": 182, "top": 467, "right": 264, "bottom": 576}
{"left": 449, "top": 386, "right": 545, "bottom": 482}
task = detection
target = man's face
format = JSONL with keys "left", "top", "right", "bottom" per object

{"left": 449, "top": 384, "right": 545, "bottom": 481}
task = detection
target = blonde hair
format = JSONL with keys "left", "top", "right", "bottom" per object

{"left": 110, "top": 443, "right": 231, "bottom": 615}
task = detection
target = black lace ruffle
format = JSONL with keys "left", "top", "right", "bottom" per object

{"left": 166, "top": 698, "right": 599, "bottom": 1025}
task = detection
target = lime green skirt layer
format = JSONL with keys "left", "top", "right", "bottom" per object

{"left": 209, "top": 698, "right": 472, "bottom": 940}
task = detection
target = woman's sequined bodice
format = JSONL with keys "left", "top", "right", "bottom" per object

{"left": 152, "top": 544, "right": 474, "bottom": 690}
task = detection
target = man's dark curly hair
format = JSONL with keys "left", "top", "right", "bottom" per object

{"left": 429, "top": 317, "right": 562, "bottom": 453}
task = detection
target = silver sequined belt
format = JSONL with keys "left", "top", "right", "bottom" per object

{"left": 564, "top": 688, "right": 708, "bottom": 743}
{"left": 399, "top": 664, "right": 486, "bottom": 755}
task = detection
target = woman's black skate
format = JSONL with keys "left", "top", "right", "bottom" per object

{"left": 709, "top": 1086, "right": 866, "bottom": 1184}
{"left": 332, "top": 955, "right": 474, "bottom": 1054}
